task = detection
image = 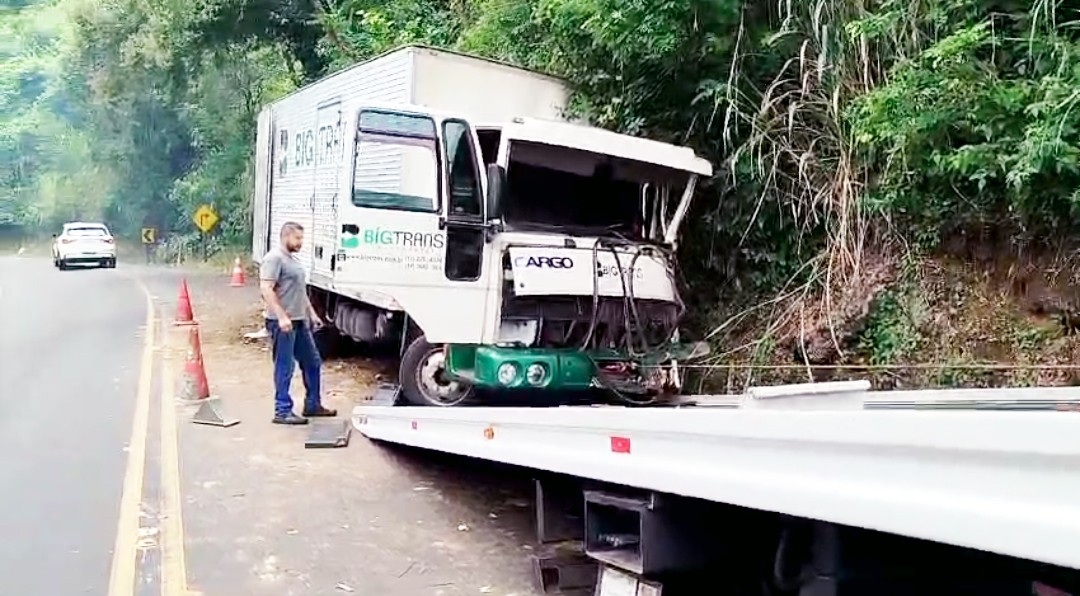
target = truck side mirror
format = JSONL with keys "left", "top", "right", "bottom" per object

{"left": 485, "top": 163, "right": 505, "bottom": 220}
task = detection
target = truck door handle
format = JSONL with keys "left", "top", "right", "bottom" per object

{"left": 439, "top": 217, "right": 488, "bottom": 231}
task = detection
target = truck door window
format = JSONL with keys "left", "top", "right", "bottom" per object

{"left": 353, "top": 110, "right": 439, "bottom": 212}
{"left": 441, "top": 120, "right": 485, "bottom": 282}
{"left": 442, "top": 120, "right": 482, "bottom": 218}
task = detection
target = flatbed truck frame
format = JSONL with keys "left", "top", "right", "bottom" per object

{"left": 353, "top": 381, "right": 1080, "bottom": 595}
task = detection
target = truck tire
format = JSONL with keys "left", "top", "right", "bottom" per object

{"left": 313, "top": 324, "right": 344, "bottom": 359}
{"left": 400, "top": 336, "right": 474, "bottom": 407}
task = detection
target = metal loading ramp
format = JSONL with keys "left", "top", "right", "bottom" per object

{"left": 353, "top": 381, "right": 1080, "bottom": 571}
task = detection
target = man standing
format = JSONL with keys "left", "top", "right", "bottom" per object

{"left": 260, "top": 221, "right": 337, "bottom": 424}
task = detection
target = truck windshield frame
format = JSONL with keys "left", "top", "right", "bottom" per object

{"left": 501, "top": 140, "right": 687, "bottom": 241}
{"left": 352, "top": 109, "right": 442, "bottom": 213}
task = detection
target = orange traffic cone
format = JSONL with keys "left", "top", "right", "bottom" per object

{"left": 186, "top": 323, "right": 203, "bottom": 361}
{"left": 178, "top": 326, "right": 210, "bottom": 402}
{"left": 229, "top": 257, "right": 246, "bottom": 287}
{"left": 174, "top": 278, "right": 196, "bottom": 325}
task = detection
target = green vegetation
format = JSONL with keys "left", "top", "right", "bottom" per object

{"left": 4, "top": 0, "right": 1080, "bottom": 385}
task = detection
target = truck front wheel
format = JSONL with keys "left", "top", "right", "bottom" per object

{"left": 400, "top": 336, "right": 473, "bottom": 407}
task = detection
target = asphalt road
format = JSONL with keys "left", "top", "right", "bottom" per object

{"left": 0, "top": 256, "right": 148, "bottom": 595}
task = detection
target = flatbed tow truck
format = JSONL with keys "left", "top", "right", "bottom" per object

{"left": 352, "top": 381, "right": 1080, "bottom": 595}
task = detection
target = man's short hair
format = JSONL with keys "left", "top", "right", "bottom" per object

{"left": 280, "top": 221, "right": 303, "bottom": 238}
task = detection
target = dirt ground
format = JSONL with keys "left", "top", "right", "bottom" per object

{"left": 167, "top": 271, "right": 544, "bottom": 596}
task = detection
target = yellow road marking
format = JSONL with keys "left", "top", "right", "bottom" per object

{"left": 107, "top": 279, "right": 156, "bottom": 596}
{"left": 160, "top": 333, "right": 195, "bottom": 596}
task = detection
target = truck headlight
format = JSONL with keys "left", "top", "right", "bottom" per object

{"left": 525, "top": 363, "right": 548, "bottom": 386}
{"left": 497, "top": 362, "right": 519, "bottom": 386}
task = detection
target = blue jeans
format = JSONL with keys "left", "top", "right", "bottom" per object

{"left": 266, "top": 318, "right": 323, "bottom": 417}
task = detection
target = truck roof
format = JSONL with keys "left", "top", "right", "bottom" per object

{"left": 266, "top": 45, "right": 566, "bottom": 110}
{"left": 503, "top": 117, "right": 714, "bottom": 177}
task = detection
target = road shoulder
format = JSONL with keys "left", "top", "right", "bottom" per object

{"left": 160, "top": 273, "right": 540, "bottom": 596}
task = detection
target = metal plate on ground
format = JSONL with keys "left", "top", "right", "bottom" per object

{"left": 305, "top": 419, "right": 351, "bottom": 448}
{"left": 369, "top": 383, "right": 402, "bottom": 406}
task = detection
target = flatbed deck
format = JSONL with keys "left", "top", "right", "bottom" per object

{"left": 353, "top": 382, "right": 1080, "bottom": 571}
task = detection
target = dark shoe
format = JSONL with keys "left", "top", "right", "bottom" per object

{"left": 303, "top": 406, "right": 337, "bottom": 417}
{"left": 272, "top": 413, "right": 309, "bottom": 425}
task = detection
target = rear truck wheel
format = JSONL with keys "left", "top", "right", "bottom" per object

{"left": 313, "top": 323, "right": 344, "bottom": 359}
{"left": 400, "top": 336, "right": 474, "bottom": 407}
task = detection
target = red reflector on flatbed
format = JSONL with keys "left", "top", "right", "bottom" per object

{"left": 610, "top": 436, "right": 631, "bottom": 453}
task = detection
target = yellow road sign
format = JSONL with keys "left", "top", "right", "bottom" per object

{"left": 141, "top": 227, "right": 157, "bottom": 244}
{"left": 193, "top": 204, "right": 219, "bottom": 234}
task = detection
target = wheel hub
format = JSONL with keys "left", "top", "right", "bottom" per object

{"left": 416, "top": 350, "right": 469, "bottom": 405}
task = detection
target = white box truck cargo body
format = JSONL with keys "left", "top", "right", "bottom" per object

{"left": 252, "top": 46, "right": 570, "bottom": 271}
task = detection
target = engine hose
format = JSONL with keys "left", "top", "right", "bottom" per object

{"left": 626, "top": 242, "right": 685, "bottom": 357}
{"left": 579, "top": 239, "right": 603, "bottom": 351}
{"left": 605, "top": 246, "right": 635, "bottom": 355}
{"left": 641, "top": 240, "right": 688, "bottom": 351}
{"left": 625, "top": 248, "right": 651, "bottom": 355}
{"left": 663, "top": 249, "right": 688, "bottom": 345}
{"left": 582, "top": 237, "right": 688, "bottom": 360}
{"left": 607, "top": 245, "right": 649, "bottom": 357}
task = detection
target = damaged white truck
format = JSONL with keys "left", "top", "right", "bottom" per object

{"left": 251, "top": 46, "right": 712, "bottom": 407}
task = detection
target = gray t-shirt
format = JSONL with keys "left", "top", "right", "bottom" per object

{"left": 260, "top": 249, "right": 308, "bottom": 320}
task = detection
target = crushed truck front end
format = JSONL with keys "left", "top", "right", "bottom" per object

{"left": 446, "top": 238, "right": 694, "bottom": 398}
{"left": 444, "top": 118, "right": 713, "bottom": 404}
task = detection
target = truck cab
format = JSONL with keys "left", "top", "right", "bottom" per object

{"left": 326, "top": 104, "right": 712, "bottom": 406}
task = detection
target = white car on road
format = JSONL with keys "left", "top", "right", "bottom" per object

{"left": 53, "top": 222, "right": 117, "bottom": 270}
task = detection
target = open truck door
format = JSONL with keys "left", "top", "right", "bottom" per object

{"left": 310, "top": 99, "right": 344, "bottom": 286}
{"left": 330, "top": 107, "right": 497, "bottom": 405}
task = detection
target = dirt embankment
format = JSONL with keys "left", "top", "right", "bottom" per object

{"left": 701, "top": 242, "right": 1080, "bottom": 392}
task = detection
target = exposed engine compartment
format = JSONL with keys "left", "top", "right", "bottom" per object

{"left": 499, "top": 246, "right": 687, "bottom": 402}
{"left": 470, "top": 127, "right": 709, "bottom": 403}
{"left": 501, "top": 293, "right": 681, "bottom": 353}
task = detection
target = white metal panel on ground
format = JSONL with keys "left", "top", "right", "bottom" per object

{"left": 265, "top": 49, "right": 413, "bottom": 282}
{"left": 353, "top": 400, "right": 1080, "bottom": 570}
